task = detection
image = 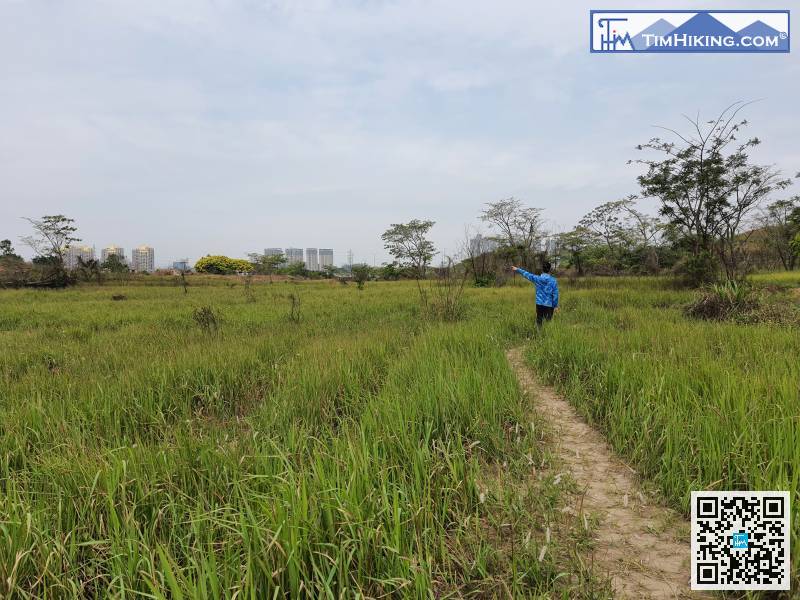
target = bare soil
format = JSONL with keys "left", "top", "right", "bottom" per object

{"left": 507, "top": 348, "right": 708, "bottom": 599}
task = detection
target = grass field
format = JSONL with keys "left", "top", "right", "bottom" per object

{"left": 1, "top": 274, "right": 798, "bottom": 597}
{"left": 522, "top": 273, "right": 800, "bottom": 588}
{"left": 0, "top": 280, "right": 601, "bottom": 598}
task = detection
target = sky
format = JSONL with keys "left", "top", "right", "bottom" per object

{"left": 1, "top": 1, "right": 798, "bottom": 267}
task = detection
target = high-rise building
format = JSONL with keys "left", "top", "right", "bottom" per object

{"left": 131, "top": 245, "right": 155, "bottom": 272}
{"left": 319, "top": 248, "right": 334, "bottom": 269}
{"left": 101, "top": 245, "right": 125, "bottom": 263}
{"left": 284, "top": 247, "right": 304, "bottom": 264}
{"left": 305, "top": 248, "right": 319, "bottom": 271}
{"left": 65, "top": 245, "right": 95, "bottom": 269}
{"left": 264, "top": 247, "right": 283, "bottom": 257}
{"left": 469, "top": 234, "right": 498, "bottom": 256}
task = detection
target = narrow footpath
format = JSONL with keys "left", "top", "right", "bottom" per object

{"left": 507, "top": 348, "right": 706, "bottom": 599}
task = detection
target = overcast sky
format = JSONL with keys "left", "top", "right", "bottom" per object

{"left": 1, "top": 1, "right": 798, "bottom": 266}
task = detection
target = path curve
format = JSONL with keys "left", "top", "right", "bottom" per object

{"left": 508, "top": 348, "right": 705, "bottom": 599}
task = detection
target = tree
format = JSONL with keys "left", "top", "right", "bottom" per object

{"left": 0, "top": 239, "right": 22, "bottom": 260}
{"left": 381, "top": 220, "right": 436, "bottom": 278}
{"left": 633, "top": 103, "right": 792, "bottom": 284}
{"left": 351, "top": 263, "right": 371, "bottom": 290}
{"left": 282, "top": 261, "right": 308, "bottom": 278}
{"left": 382, "top": 219, "right": 436, "bottom": 306}
{"left": 380, "top": 261, "right": 402, "bottom": 281}
{"left": 19, "top": 215, "right": 80, "bottom": 287}
{"left": 462, "top": 228, "right": 500, "bottom": 286}
{"left": 101, "top": 253, "right": 129, "bottom": 273}
{"left": 21, "top": 215, "right": 80, "bottom": 266}
{"left": 194, "top": 255, "right": 254, "bottom": 275}
{"left": 0, "top": 239, "right": 27, "bottom": 288}
{"left": 579, "top": 198, "right": 663, "bottom": 273}
{"left": 556, "top": 226, "right": 596, "bottom": 276}
{"left": 480, "top": 198, "right": 544, "bottom": 271}
{"left": 757, "top": 197, "right": 800, "bottom": 271}
{"left": 248, "top": 252, "right": 285, "bottom": 282}
{"left": 791, "top": 232, "right": 800, "bottom": 260}
{"left": 76, "top": 257, "right": 103, "bottom": 284}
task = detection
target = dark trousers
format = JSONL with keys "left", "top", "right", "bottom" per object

{"left": 536, "top": 304, "right": 554, "bottom": 327}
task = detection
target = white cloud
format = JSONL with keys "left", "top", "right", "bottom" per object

{"left": 1, "top": 0, "right": 797, "bottom": 265}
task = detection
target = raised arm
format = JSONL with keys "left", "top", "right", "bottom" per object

{"left": 512, "top": 266, "right": 544, "bottom": 285}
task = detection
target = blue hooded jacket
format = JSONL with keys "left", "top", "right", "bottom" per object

{"left": 515, "top": 268, "right": 559, "bottom": 308}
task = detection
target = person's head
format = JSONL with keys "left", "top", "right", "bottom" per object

{"left": 542, "top": 261, "right": 552, "bottom": 273}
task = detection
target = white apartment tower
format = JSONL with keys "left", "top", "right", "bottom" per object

{"left": 101, "top": 245, "right": 125, "bottom": 263}
{"left": 319, "top": 248, "right": 334, "bottom": 269}
{"left": 65, "top": 245, "right": 95, "bottom": 269}
{"left": 284, "top": 247, "right": 304, "bottom": 264}
{"left": 264, "top": 247, "right": 283, "bottom": 257}
{"left": 305, "top": 248, "right": 319, "bottom": 271}
{"left": 131, "top": 245, "right": 155, "bottom": 272}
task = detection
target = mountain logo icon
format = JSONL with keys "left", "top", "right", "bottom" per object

{"left": 590, "top": 10, "right": 790, "bottom": 54}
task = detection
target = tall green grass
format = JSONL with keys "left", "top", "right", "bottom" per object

{"left": 0, "top": 281, "right": 595, "bottom": 598}
{"left": 522, "top": 275, "right": 800, "bottom": 586}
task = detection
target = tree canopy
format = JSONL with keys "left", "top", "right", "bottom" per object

{"left": 194, "top": 255, "right": 254, "bottom": 275}
{"left": 381, "top": 219, "right": 436, "bottom": 278}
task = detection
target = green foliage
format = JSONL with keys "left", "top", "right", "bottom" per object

{"left": 191, "top": 304, "right": 221, "bottom": 333}
{"left": 0, "top": 239, "right": 22, "bottom": 260}
{"left": 380, "top": 261, "right": 401, "bottom": 280}
{"left": 194, "top": 255, "right": 254, "bottom": 275}
{"left": 791, "top": 232, "right": 800, "bottom": 258}
{"left": 247, "top": 252, "right": 285, "bottom": 277}
{"left": 351, "top": 263, "right": 370, "bottom": 289}
{"left": 0, "top": 279, "right": 603, "bottom": 597}
{"left": 633, "top": 104, "right": 791, "bottom": 283}
{"left": 473, "top": 274, "right": 495, "bottom": 287}
{"left": 282, "top": 261, "right": 308, "bottom": 277}
{"left": 75, "top": 257, "right": 103, "bottom": 284}
{"left": 522, "top": 274, "right": 800, "bottom": 588}
{"left": 101, "top": 253, "right": 129, "bottom": 273}
{"left": 674, "top": 250, "right": 719, "bottom": 287}
{"left": 684, "top": 280, "right": 757, "bottom": 321}
{"left": 381, "top": 219, "right": 436, "bottom": 278}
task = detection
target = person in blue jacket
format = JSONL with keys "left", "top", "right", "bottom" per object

{"left": 511, "top": 261, "right": 559, "bottom": 326}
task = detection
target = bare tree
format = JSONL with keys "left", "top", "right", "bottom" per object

{"left": 480, "top": 198, "right": 544, "bottom": 270}
{"left": 461, "top": 226, "right": 499, "bottom": 286}
{"left": 579, "top": 200, "right": 632, "bottom": 254}
{"left": 20, "top": 215, "right": 80, "bottom": 287}
{"left": 21, "top": 215, "right": 80, "bottom": 265}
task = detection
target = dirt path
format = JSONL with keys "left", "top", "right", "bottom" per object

{"left": 507, "top": 348, "right": 704, "bottom": 599}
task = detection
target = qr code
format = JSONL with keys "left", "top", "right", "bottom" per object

{"left": 691, "top": 491, "right": 790, "bottom": 590}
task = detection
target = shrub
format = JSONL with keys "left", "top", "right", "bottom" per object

{"left": 685, "top": 281, "right": 758, "bottom": 321}
{"left": 194, "top": 255, "right": 254, "bottom": 275}
{"left": 673, "top": 251, "right": 718, "bottom": 288}
{"left": 473, "top": 274, "right": 495, "bottom": 288}
{"left": 192, "top": 305, "right": 221, "bottom": 333}
{"left": 286, "top": 293, "right": 301, "bottom": 323}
